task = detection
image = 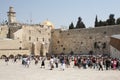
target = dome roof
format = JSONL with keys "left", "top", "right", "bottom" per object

{"left": 42, "top": 20, "right": 54, "bottom": 29}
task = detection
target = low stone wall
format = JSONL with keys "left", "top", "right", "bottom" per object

{"left": 0, "top": 39, "right": 21, "bottom": 50}
{"left": 110, "top": 46, "right": 120, "bottom": 59}
{"left": 0, "top": 49, "right": 30, "bottom": 57}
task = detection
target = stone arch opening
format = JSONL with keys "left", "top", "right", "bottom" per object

{"left": 9, "top": 54, "right": 14, "bottom": 59}
{"left": 40, "top": 44, "right": 44, "bottom": 56}
{"left": 1, "top": 55, "right": 7, "bottom": 59}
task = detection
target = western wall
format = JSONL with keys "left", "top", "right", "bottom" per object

{"left": 51, "top": 25, "right": 120, "bottom": 55}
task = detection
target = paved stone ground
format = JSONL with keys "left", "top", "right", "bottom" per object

{"left": 0, "top": 59, "right": 120, "bottom": 80}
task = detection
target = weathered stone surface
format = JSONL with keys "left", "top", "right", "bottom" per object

{"left": 51, "top": 25, "right": 120, "bottom": 55}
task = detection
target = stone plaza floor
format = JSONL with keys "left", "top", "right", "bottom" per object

{"left": 0, "top": 59, "right": 120, "bottom": 80}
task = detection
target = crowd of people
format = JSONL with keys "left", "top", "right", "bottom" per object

{"left": 2, "top": 55, "right": 120, "bottom": 71}
{"left": 72, "top": 55, "right": 120, "bottom": 70}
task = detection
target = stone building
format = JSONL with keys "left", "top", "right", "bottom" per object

{"left": 0, "top": 7, "right": 54, "bottom": 57}
{"left": 14, "top": 24, "right": 52, "bottom": 56}
{"left": 7, "top": 6, "right": 17, "bottom": 24}
{"left": 0, "top": 6, "right": 120, "bottom": 57}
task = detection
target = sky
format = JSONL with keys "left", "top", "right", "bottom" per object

{"left": 0, "top": 0, "right": 120, "bottom": 28}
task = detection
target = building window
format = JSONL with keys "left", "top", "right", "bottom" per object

{"left": 29, "top": 36, "right": 31, "bottom": 41}
{"left": 19, "top": 47, "right": 22, "bottom": 50}
{"left": 67, "top": 33, "right": 70, "bottom": 35}
{"left": 57, "top": 41, "right": 60, "bottom": 44}
{"left": 89, "top": 36, "right": 92, "bottom": 39}
{"left": 49, "top": 39, "right": 51, "bottom": 42}
{"left": 37, "top": 38, "right": 38, "bottom": 41}
{"left": 63, "top": 48, "right": 65, "bottom": 50}
{"left": 43, "top": 38, "right": 44, "bottom": 42}
{"left": 39, "top": 30, "right": 41, "bottom": 33}
{"left": 81, "top": 42, "right": 83, "bottom": 44}
{"left": 61, "top": 45, "right": 63, "bottom": 47}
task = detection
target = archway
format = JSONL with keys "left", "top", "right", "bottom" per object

{"left": 1, "top": 55, "right": 7, "bottom": 59}
{"left": 40, "top": 44, "right": 44, "bottom": 56}
{"left": 31, "top": 43, "right": 35, "bottom": 55}
{"left": 9, "top": 54, "right": 14, "bottom": 59}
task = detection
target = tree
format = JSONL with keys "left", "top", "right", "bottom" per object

{"left": 98, "top": 20, "right": 102, "bottom": 26}
{"left": 102, "top": 42, "right": 106, "bottom": 49}
{"left": 80, "top": 22, "right": 86, "bottom": 28}
{"left": 76, "top": 17, "right": 86, "bottom": 28}
{"left": 95, "top": 15, "right": 99, "bottom": 27}
{"left": 116, "top": 18, "right": 120, "bottom": 25}
{"left": 102, "top": 21, "right": 107, "bottom": 26}
{"left": 106, "top": 14, "right": 115, "bottom": 25}
{"left": 69, "top": 22, "right": 74, "bottom": 29}
{"left": 98, "top": 20, "right": 107, "bottom": 26}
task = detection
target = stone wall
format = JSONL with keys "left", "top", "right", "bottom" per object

{"left": 8, "top": 26, "right": 22, "bottom": 38}
{"left": 0, "top": 26, "right": 8, "bottom": 38}
{"left": 110, "top": 46, "right": 120, "bottom": 58}
{"left": 0, "top": 39, "right": 21, "bottom": 50}
{"left": 51, "top": 25, "right": 120, "bottom": 55}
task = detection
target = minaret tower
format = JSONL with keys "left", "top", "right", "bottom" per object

{"left": 7, "top": 6, "right": 16, "bottom": 24}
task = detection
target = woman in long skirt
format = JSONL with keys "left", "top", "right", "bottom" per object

{"left": 61, "top": 59, "right": 65, "bottom": 71}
